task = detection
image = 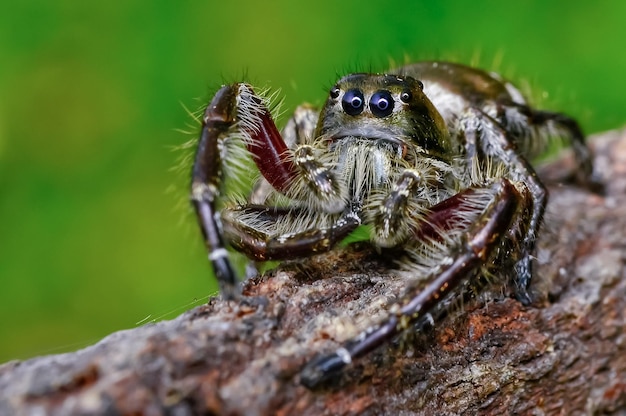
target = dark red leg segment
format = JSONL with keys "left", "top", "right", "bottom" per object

{"left": 236, "top": 84, "right": 298, "bottom": 193}
{"left": 412, "top": 187, "right": 487, "bottom": 242}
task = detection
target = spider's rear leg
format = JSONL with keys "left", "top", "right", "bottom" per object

{"left": 501, "top": 103, "right": 599, "bottom": 191}
{"left": 300, "top": 178, "right": 525, "bottom": 388}
{"left": 460, "top": 108, "right": 546, "bottom": 304}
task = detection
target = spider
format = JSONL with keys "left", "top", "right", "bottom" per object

{"left": 190, "top": 61, "right": 595, "bottom": 388}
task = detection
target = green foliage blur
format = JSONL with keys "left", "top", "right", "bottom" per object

{"left": 1, "top": 1, "right": 624, "bottom": 363}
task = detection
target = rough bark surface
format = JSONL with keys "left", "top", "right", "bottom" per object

{"left": 2, "top": 130, "right": 626, "bottom": 416}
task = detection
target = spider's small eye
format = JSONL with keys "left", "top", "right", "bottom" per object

{"left": 400, "top": 90, "right": 412, "bottom": 103}
{"left": 370, "top": 90, "right": 395, "bottom": 117}
{"left": 330, "top": 87, "right": 340, "bottom": 99}
{"left": 342, "top": 89, "right": 365, "bottom": 116}
{"left": 417, "top": 80, "right": 424, "bottom": 90}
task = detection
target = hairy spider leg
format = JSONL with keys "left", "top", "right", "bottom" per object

{"left": 221, "top": 206, "right": 361, "bottom": 261}
{"left": 191, "top": 84, "right": 302, "bottom": 299}
{"left": 249, "top": 105, "right": 320, "bottom": 204}
{"left": 502, "top": 104, "right": 598, "bottom": 191}
{"left": 300, "top": 179, "right": 524, "bottom": 388}
{"left": 459, "top": 108, "right": 547, "bottom": 304}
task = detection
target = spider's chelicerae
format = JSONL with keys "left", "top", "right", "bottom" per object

{"left": 190, "top": 61, "right": 595, "bottom": 387}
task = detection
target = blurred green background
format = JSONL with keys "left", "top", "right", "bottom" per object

{"left": 1, "top": 1, "right": 625, "bottom": 363}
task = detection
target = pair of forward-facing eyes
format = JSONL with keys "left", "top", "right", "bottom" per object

{"left": 329, "top": 86, "right": 419, "bottom": 117}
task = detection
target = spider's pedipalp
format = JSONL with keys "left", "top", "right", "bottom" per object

{"left": 368, "top": 169, "right": 429, "bottom": 247}
{"left": 288, "top": 144, "right": 347, "bottom": 214}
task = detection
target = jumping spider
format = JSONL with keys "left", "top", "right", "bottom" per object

{"left": 190, "top": 61, "right": 594, "bottom": 388}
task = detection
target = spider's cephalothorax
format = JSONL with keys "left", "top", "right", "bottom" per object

{"left": 190, "top": 61, "right": 595, "bottom": 388}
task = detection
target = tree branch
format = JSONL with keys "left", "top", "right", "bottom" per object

{"left": 1, "top": 130, "right": 626, "bottom": 415}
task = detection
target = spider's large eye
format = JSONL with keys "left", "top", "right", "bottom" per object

{"left": 342, "top": 89, "right": 365, "bottom": 116}
{"left": 370, "top": 90, "right": 394, "bottom": 117}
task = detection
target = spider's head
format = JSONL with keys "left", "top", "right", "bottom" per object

{"left": 316, "top": 73, "right": 451, "bottom": 157}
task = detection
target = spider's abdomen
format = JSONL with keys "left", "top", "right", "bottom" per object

{"left": 397, "top": 61, "right": 524, "bottom": 110}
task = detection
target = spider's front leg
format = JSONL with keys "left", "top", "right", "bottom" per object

{"left": 191, "top": 84, "right": 346, "bottom": 298}
{"left": 220, "top": 205, "right": 362, "bottom": 261}
{"left": 191, "top": 84, "right": 302, "bottom": 299}
{"left": 300, "top": 179, "right": 525, "bottom": 388}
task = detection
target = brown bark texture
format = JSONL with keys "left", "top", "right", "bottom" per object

{"left": 1, "top": 130, "right": 626, "bottom": 416}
